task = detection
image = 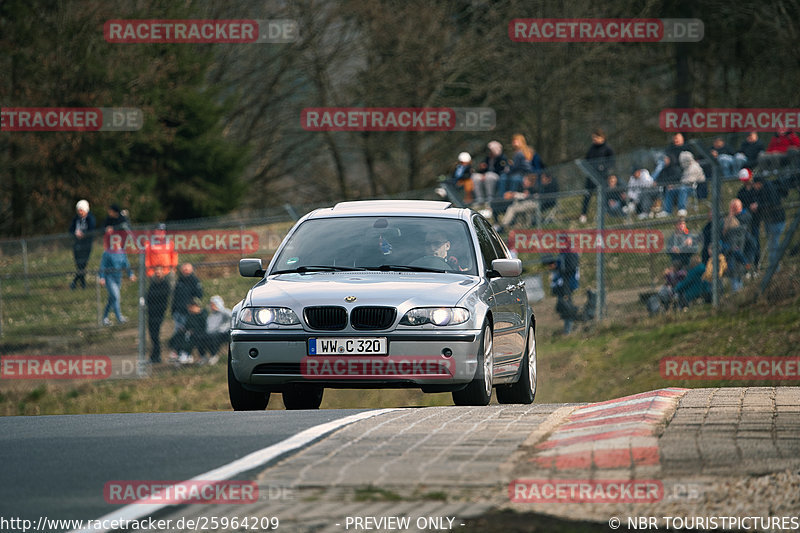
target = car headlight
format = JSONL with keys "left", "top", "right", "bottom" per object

{"left": 239, "top": 307, "right": 300, "bottom": 326}
{"left": 400, "top": 307, "right": 469, "bottom": 326}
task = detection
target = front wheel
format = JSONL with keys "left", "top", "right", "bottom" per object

{"left": 282, "top": 384, "right": 324, "bottom": 410}
{"left": 496, "top": 325, "right": 536, "bottom": 404}
{"left": 228, "top": 350, "right": 269, "bottom": 411}
{"left": 452, "top": 322, "right": 493, "bottom": 406}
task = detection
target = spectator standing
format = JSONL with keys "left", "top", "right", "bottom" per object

{"left": 103, "top": 203, "right": 131, "bottom": 232}
{"left": 69, "top": 199, "right": 96, "bottom": 290}
{"left": 709, "top": 137, "right": 739, "bottom": 177}
{"left": 736, "top": 168, "right": 761, "bottom": 271}
{"left": 548, "top": 250, "right": 580, "bottom": 334}
{"left": 580, "top": 129, "right": 614, "bottom": 223}
{"left": 722, "top": 199, "right": 751, "bottom": 292}
{"left": 98, "top": 240, "right": 136, "bottom": 326}
{"left": 171, "top": 262, "right": 203, "bottom": 340}
{"left": 624, "top": 168, "right": 656, "bottom": 219}
{"left": 734, "top": 132, "right": 766, "bottom": 170}
{"left": 471, "top": 141, "right": 507, "bottom": 205}
{"left": 753, "top": 175, "right": 787, "bottom": 269}
{"left": 144, "top": 224, "right": 178, "bottom": 363}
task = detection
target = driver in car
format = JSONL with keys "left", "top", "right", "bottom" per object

{"left": 411, "top": 231, "right": 452, "bottom": 270}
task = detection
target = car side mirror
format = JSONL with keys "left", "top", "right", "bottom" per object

{"left": 489, "top": 258, "right": 522, "bottom": 278}
{"left": 239, "top": 258, "right": 265, "bottom": 278}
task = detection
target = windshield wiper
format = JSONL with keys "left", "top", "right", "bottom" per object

{"left": 271, "top": 265, "right": 368, "bottom": 274}
{"left": 366, "top": 264, "right": 447, "bottom": 273}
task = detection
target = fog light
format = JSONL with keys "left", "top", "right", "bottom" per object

{"left": 442, "top": 348, "right": 453, "bottom": 358}
{"left": 248, "top": 348, "right": 259, "bottom": 358}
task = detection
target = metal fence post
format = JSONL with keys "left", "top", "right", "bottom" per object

{"left": 137, "top": 252, "right": 147, "bottom": 377}
{"left": 96, "top": 272, "right": 102, "bottom": 326}
{"left": 21, "top": 239, "right": 30, "bottom": 295}
{"left": 596, "top": 182, "right": 605, "bottom": 321}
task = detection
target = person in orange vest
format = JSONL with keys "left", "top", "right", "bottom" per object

{"left": 144, "top": 223, "right": 178, "bottom": 363}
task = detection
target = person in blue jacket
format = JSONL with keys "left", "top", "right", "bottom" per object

{"left": 98, "top": 240, "right": 136, "bottom": 325}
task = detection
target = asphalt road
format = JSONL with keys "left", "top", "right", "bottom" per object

{"left": 0, "top": 410, "right": 370, "bottom": 527}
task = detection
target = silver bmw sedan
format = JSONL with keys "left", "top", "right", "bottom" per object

{"left": 228, "top": 200, "right": 536, "bottom": 410}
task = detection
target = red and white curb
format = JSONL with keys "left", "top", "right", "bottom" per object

{"left": 531, "top": 388, "right": 688, "bottom": 472}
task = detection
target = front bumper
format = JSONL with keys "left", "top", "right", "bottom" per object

{"left": 229, "top": 329, "right": 481, "bottom": 390}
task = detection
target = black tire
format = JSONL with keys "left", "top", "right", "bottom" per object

{"left": 496, "top": 325, "right": 536, "bottom": 404}
{"left": 452, "top": 322, "right": 493, "bottom": 406}
{"left": 228, "top": 349, "right": 269, "bottom": 411}
{"left": 282, "top": 384, "right": 324, "bottom": 410}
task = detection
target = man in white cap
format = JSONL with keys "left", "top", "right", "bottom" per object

{"left": 69, "top": 199, "right": 96, "bottom": 289}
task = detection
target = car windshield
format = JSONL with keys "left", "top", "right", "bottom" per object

{"left": 271, "top": 216, "right": 477, "bottom": 275}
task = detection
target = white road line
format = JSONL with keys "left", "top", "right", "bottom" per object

{"left": 70, "top": 409, "right": 399, "bottom": 533}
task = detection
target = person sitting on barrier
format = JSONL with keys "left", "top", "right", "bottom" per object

{"left": 498, "top": 134, "right": 537, "bottom": 197}
{"left": 734, "top": 132, "right": 765, "bottom": 171}
{"left": 471, "top": 141, "right": 507, "bottom": 206}
{"left": 604, "top": 174, "right": 626, "bottom": 218}
{"left": 759, "top": 129, "right": 800, "bottom": 169}
{"left": 624, "top": 168, "right": 656, "bottom": 219}
{"left": 667, "top": 217, "right": 697, "bottom": 269}
{"left": 709, "top": 137, "right": 739, "bottom": 178}
{"left": 196, "top": 295, "right": 232, "bottom": 365}
{"left": 168, "top": 297, "right": 208, "bottom": 365}
{"left": 447, "top": 151, "right": 476, "bottom": 204}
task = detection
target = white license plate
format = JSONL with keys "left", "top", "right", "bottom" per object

{"left": 309, "top": 337, "right": 388, "bottom": 355}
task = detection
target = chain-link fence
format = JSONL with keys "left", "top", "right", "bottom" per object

{"left": 2, "top": 139, "right": 799, "bottom": 378}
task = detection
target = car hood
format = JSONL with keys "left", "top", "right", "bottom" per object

{"left": 247, "top": 271, "right": 479, "bottom": 309}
